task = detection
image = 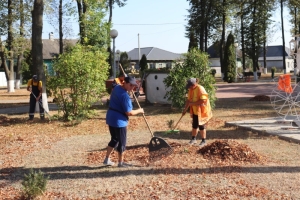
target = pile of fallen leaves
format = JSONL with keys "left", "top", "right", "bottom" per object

{"left": 249, "top": 95, "right": 270, "bottom": 101}
{"left": 87, "top": 140, "right": 262, "bottom": 167}
{"left": 87, "top": 141, "right": 204, "bottom": 167}
{"left": 199, "top": 140, "right": 262, "bottom": 163}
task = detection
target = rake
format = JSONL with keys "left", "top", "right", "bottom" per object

{"left": 119, "top": 64, "right": 173, "bottom": 162}
{"left": 165, "top": 106, "right": 189, "bottom": 134}
{"left": 31, "top": 92, "right": 52, "bottom": 121}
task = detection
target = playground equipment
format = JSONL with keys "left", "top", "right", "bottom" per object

{"left": 270, "top": 74, "right": 300, "bottom": 128}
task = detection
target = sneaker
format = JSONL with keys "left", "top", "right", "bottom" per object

{"left": 103, "top": 158, "right": 115, "bottom": 166}
{"left": 118, "top": 162, "right": 132, "bottom": 168}
{"left": 199, "top": 140, "right": 206, "bottom": 147}
{"left": 189, "top": 138, "right": 197, "bottom": 144}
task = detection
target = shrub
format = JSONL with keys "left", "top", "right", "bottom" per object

{"left": 271, "top": 67, "right": 276, "bottom": 72}
{"left": 48, "top": 44, "right": 109, "bottom": 121}
{"left": 211, "top": 69, "right": 216, "bottom": 77}
{"left": 21, "top": 169, "right": 49, "bottom": 199}
{"left": 164, "top": 48, "right": 216, "bottom": 109}
{"left": 223, "top": 33, "right": 236, "bottom": 83}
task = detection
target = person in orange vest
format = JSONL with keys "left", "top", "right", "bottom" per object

{"left": 112, "top": 73, "right": 125, "bottom": 89}
{"left": 183, "top": 78, "right": 213, "bottom": 147}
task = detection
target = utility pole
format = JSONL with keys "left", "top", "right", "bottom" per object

{"left": 138, "top": 33, "right": 141, "bottom": 69}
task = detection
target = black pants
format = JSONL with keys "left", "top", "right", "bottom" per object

{"left": 108, "top": 126, "right": 127, "bottom": 153}
{"left": 29, "top": 94, "right": 44, "bottom": 119}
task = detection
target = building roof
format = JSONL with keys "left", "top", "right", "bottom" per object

{"left": 207, "top": 45, "right": 220, "bottom": 58}
{"left": 207, "top": 44, "right": 290, "bottom": 59}
{"left": 207, "top": 44, "right": 242, "bottom": 59}
{"left": 258, "top": 45, "right": 290, "bottom": 57}
{"left": 127, "top": 47, "right": 183, "bottom": 61}
{"left": 42, "top": 39, "right": 78, "bottom": 59}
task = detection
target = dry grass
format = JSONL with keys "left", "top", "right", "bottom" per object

{"left": 1, "top": 86, "right": 300, "bottom": 199}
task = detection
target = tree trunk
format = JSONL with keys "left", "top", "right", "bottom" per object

{"left": 16, "top": 53, "right": 23, "bottom": 89}
{"left": 0, "top": 39, "right": 9, "bottom": 81}
{"left": 77, "top": 1, "right": 85, "bottom": 44}
{"left": 263, "top": 40, "right": 267, "bottom": 74}
{"left": 199, "top": 0, "right": 205, "bottom": 51}
{"left": 108, "top": 0, "right": 113, "bottom": 77}
{"left": 7, "top": 0, "right": 14, "bottom": 92}
{"left": 281, "top": 0, "right": 286, "bottom": 73}
{"left": 241, "top": 11, "right": 245, "bottom": 72}
{"left": 220, "top": 0, "right": 226, "bottom": 79}
{"left": 250, "top": 1, "right": 257, "bottom": 80}
{"left": 32, "top": 0, "right": 49, "bottom": 112}
{"left": 8, "top": 51, "right": 15, "bottom": 92}
{"left": 59, "top": 0, "right": 63, "bottom": 54}
{"left": 293, "top": 7, "right": 297, "bottom": 74}
{"left": 16, "top": 0, "right": 25, "bottom": 89}
{"left": 108, "top": 0, "right": 113, "bottom": 23}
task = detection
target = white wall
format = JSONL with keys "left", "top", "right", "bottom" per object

{"left": 209, "top": 58, "right": 241, "bottom": 77}
{"left": 0, "top": 72, "right": 7, "bottom": 86}
{"left": 0, "top": 72, "right": 22, "bottom": 87}
{"left": 145, "top": 73, "right": 171, "bottom": 104}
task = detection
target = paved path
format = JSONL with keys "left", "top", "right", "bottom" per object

{"left": 215, "top": 81, "right": 300, "bottom": 144}
{"left": 215, "top": 81, "right": 276, "bottom": 98}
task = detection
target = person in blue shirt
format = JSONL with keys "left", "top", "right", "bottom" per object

{"left": 103, "top": 76, "right": 144, "bottom": 167}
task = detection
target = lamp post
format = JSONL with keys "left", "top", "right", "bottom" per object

{"left": 110, "top": 29, "right": 118, "bottom": 78}
{"left": 234, "top": 42, "right": 239, "bottom": 82}
{"left": 116, "top": 49, "right": 120, "bottom": 76}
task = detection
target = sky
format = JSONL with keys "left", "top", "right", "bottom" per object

{"left": 42, "top": 0, "right": 294, "bottom": 54}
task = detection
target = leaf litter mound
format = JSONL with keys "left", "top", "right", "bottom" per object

{"left": 88, "top": 139, "right": 262, "bottom": 167}
{"left": 199, "top": 139, "right": 262, "bottom": 163}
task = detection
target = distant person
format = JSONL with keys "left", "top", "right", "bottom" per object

{"left": 103, "top": 76, "right": 144, "bottom": 167}
{"left": 27, "top": 75, "right": 44, "bottom": 120}
{"left": 112, "top": 73, "right": 125, "bottom": 89}
{"left": 183, "top": 78, "right": 212, "bottom": 147}
{"left": 106, "top": 73, "right": 126, "bottom": 106}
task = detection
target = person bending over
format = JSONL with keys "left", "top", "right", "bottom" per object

{"left": 27, "top": 75, "right": 44, "bottom": 120}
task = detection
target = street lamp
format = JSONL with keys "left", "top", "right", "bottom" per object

{"left": 234, "top": 42, "right": 239, "bottom": 82}
{"left": 116, "top": 49, "right": 120, "bottom": 76}
{"left": 110, "top": 29, "right": 118, "bottom": 78}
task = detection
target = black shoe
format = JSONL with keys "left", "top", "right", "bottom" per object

{"left": 28, "top": 118, "right": 33, "bottom": 121}
{"left": 40, "top": 116, "right": 45, "bottom": 120}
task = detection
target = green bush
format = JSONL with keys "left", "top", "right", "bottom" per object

{"left": 163, "top": 48, "right": 216, "bottom": 109}
{"left": 211, "top": 69, "right": 216, "bottom": 76}
{"left": 271, "top": 67, "right": 276, "bottom": 79}
{"left": 21, "top": 169, "right": 48, "bottom": 199}
{"left": 271, "top": 67, "right": 276, "bottom": 72}
{"left": 223, "top": 33, "right": 236, "bottom": 83}
{"left": 47, "top": 44, "right": 109, "bottom": 121}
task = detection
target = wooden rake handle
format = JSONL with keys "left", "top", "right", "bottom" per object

{"left": 119, "top": 64, "right": 154, "bottom": 138}
{"left": 172, "top": 106, "right": 189, "bottom": 131}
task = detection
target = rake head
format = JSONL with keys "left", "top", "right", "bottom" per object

{"left": 149, "top": 137, "right": 173, "bottom": 162}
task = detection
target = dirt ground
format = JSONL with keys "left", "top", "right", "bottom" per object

{"left": 1, "top": 86, "right": 300, "bottom": 199}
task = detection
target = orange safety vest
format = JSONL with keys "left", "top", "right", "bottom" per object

{"left": 278, "top": 74, "right": 292, "bottom": 93}
{"left": 188, "top": 84, "right": 213, "bottom": 125}
{"left": 114, "top": 77, "right": 124, "bottom": 85}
